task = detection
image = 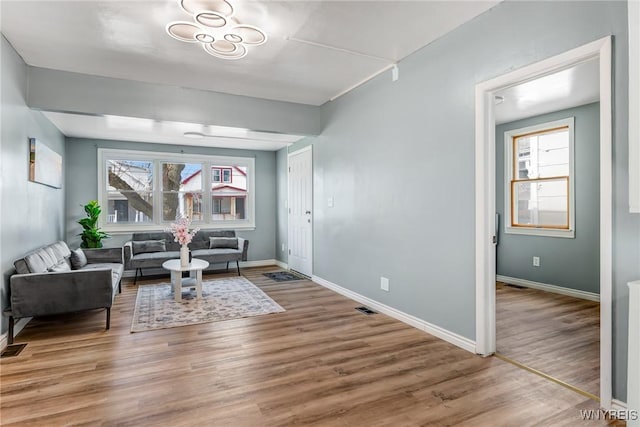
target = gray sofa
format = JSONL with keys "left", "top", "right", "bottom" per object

{"left": 5, "top": 241, "right": 123, "bottom": 344}
{"left": 124, "top": 230, "right": 249, "bottom": 284}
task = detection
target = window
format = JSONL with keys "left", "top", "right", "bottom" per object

{"left": 106, "top": 160, "right": 154, "bottom": 224}
{"left": 98, "top": 149, "right": 255, "bottom": 231}
{"left": 211, "top": 165, "right": 245, "bottom": 221}
{"left": 212, "top": 167, "right": 232, "bottom": 183}
{"left": 504, "top": 118, "right": 575, "bottom": 238}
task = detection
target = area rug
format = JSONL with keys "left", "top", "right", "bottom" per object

{"left": 262, "top": 271, "right": 307, "bottom": 282}
{"left": 131, "top": 276, "right": 285, "bottom": 332}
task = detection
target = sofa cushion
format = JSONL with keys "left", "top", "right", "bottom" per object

{"left": 192, "top": 248, "right": 243, "bottom": 263}
{"left": 14, "top": 241, "right": 72, "bottom": 274}
{"left": 50, "top": 241, "right": 71, "bottom": 261}
{"left": 209, "top": 237, "right": 238, "bottom": 249}
{"left": 70, "top": 248, "right": 88, "bottom": 270}
{"left": 48, "top": 261, "right": 72, "bottom": 273}
{"left": 23, "top": 251, "right": 50, "bottom": 274}
{"left": 132, "top": 239, "right": 166, "bottom": 255}
{"left": 14, "top": 259, "right": 30, "bottom": 275}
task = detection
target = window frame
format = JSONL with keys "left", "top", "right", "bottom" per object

{"left": 504, "top": 117, "right": 575, "bottom": 238}
{"left": 98, "top": 148, "right": 255, "bottom": 232}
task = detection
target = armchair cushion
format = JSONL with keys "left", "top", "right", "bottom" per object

{"left": 132, "top": 239, "right": 166, "bottom": 255}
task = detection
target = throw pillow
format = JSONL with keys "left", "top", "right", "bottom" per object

{"left": 209, "top": 237, "right": 239, "bottom": 249}
{"left": 48, "top": 261, "right": 71, "bottom": 272}
{"left": 70, "top": 248, "right": 88, "bottom": 270}
{"left": 132, "top": 239, "right": 166, "bottom": 255}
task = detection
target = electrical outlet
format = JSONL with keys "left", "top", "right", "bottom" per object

{"left": 533, "top": 256, "right": 540, "bottom": 267}
{"left": 380, "top": 277, "right": 390, "bottom": 292}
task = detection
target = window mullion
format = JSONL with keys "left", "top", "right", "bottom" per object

{"left": 154, "top": 159, "right": 161, "bottom": 225}
{"left": 203, "top": 161, "right": 212, "bottom": 224}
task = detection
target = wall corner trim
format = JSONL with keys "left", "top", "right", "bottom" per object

{"left": 275, "top": 260, "right": 289, "bottom": 270}
{"left": 496, "top": 275, "right": 600, "bottom": 302}
{"left": 311, "top": 275, "right": 476, "bottom": 354}
{"left": 611, "top": 399, "right": 628, "bottom": 411}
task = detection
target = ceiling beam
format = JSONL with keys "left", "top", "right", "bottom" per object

{"left": 26, "top": 67, "right": 322, "bottom": 136}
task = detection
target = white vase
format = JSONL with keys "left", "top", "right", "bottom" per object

{"left": 180, "top": 244, "right": 189, "bottom": 267}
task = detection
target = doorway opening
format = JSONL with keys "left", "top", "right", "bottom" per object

{"left": 475, "top": 37, "right": 612, "bottom": 407}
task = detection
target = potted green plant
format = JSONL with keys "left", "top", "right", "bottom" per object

{"left": 78, "top": 200, "right": 110, "bottom": 248}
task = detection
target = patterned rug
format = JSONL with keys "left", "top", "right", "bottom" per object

{"left": 263, "top": 271, "right": 307, "bottom": 282}
{"left": 131, "top": 276, "right": 285, "bottom": 332}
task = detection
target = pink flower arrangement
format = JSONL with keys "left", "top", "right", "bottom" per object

{"left": 168, "top": 216, "right": 200, "bottom": 246}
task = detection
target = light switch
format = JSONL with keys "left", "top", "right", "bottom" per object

{"left": 328, "top": 197, "right": 334, "bottom": 207}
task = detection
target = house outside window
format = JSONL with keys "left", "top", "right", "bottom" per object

{"left": 98, "top": 149, "right": 255, "bottom": 231}
{"left": 504, "top": 117, "right": 575, "bottom": 238}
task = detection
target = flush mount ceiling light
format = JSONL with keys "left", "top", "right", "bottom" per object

{"left": 166, "top": 0, "right": 267, "bottom": 60}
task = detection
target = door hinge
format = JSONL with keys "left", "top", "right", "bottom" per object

{"left": 288, "top": 249, "right": 291, "bottom": 255}
{"left": 289, "top": 166, "right": 291, "bottom": 172}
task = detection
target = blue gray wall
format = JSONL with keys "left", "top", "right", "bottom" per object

{"left": 0, "top": 36, "right": 66, "bottom": 335}
{"left": 305, "top": 1, "right": 636, "bottom": 401}
{"left": 65, "top": 138, "right": 277, "bottom": 262}
{"left": 496, "top": 103, "right": 600, "bottom": 293}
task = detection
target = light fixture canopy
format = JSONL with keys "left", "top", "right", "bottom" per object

{"left": 166, "top": 0, "right": 266, "bottom": 60}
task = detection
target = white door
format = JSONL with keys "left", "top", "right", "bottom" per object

{"left": 288, "top": 147, "right": 313, "bottom": 276}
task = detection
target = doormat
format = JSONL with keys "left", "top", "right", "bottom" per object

{"left": 262, "top": 271, "right": 307, "bottom": 282}
{"left": 1, "top": 343, "right": 27, "bottom": 358}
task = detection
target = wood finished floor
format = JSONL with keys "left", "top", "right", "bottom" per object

{"left": 1, "top": 268, "right": 619, "bottom": 426}
{"left": 496, "top": 282, "right": 600, "bottom": 397}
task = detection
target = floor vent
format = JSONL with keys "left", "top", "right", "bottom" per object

{"left": 355, "top": 306, "right": 377, "bottom": 315}
{"left": 1, "top": 343, "right": 27, "bottom": 358}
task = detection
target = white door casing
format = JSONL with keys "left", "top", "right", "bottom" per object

{"left": 288, "top": 146, "right": 313, "bottom": 276}
{"left": 475, "top": 37, "right": 612, "bottom": 407}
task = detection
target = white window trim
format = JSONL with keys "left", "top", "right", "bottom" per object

{"left": 504, "top": 117, "right": 575, "bottom": 238}
{"left": 97, "top": 148, "right": 256, "bottom": 232}
{"left": 630, "top": 0, "right": 640, "bottom": 213}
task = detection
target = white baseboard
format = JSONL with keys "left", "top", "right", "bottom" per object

{"left": 275, "top": 260, "right": 288, "bottom": 270}
{"left": 1, "top": 318, "right": 32, "bottom": 351}
{"left": 497, "top": 275, "right": 600, "bottom": 302}
{"left": 311, "top": 275, "right": 476, "bottom": 354}
{"left": 240, "top": 259, "right": 279, "bottom": 268}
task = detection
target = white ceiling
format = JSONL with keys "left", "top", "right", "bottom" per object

{"left": 42, "top": 111, "right": 304, "bottom": 151}
{"left": 494, "top": 58, "right": 600, "bottom": 125}
{"left": 1, "top": 0, "right": 500, "bottom": 106}
{"left": 2, "top": 0, "right": 500, "bottom": 150}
